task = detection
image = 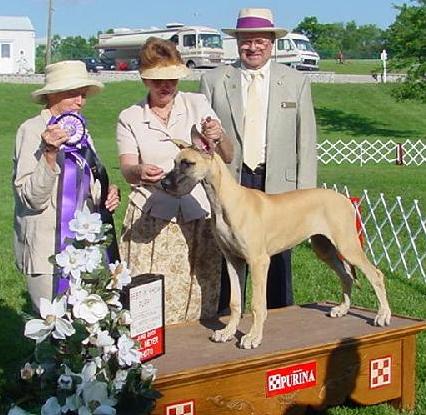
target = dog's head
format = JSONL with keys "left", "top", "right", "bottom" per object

{"left": 161, "top": 125, "right": 215, "bottom": 197}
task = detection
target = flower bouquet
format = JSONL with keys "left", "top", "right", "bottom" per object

{"left": 8, "top": 207, "right": 161, "bottom": 415}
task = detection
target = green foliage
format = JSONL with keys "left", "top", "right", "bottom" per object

{"left": 35, "top": 44, "right": 46, "bottom": 73}
{"left": 57, "top": 35, "right": 96, "bottom": 60}
{"left": 294, "top": 17, "right": 385, "bottom": 59}
{"left": 385, "top": 0, "right": 426, "bottom": 102}
{"left": 35, "top": 34, "right": 99, "bottom": 73}
{"left": 293, "top": 16, "right": 321, "bottom": 44}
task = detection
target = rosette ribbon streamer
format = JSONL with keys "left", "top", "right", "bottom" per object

{"left": 51, "top": 113, "right": 120, "bottom": 295}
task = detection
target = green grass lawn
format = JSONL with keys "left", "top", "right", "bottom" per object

{"left": 312, "top": 83, "right": 426, "bottom": 140}
{"left": 1, "top": 81, "right": 425, "bottom": 414}
{"left": 319, "top": 59, "right": 404, "bottom": 75}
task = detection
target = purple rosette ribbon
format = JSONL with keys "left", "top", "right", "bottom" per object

{"left": 50, "top": 112, "right": 92, "bottom": 295}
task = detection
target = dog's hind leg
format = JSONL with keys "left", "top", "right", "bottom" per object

{"left": 240, "top": 254, "right": 270, "bottom": 349}
{"left": 336, "top": 238, "right": 391, "bottom": 327}
{"left": 211, "top": 254, "right": 246, "bottom": 343}
{"left": 311, "top": 235, "right": 354, "bottom": 319}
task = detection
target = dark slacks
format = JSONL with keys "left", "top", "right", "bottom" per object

{"left": 219, "top": 164, "right": 293, "bottom": 312}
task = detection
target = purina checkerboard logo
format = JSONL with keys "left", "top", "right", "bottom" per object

{"left": 370, "top": 356, "right": 392, "bottom": 389}
{"left": 164, "top": 399, "right": 195, "bottom": 415}
{"left": 266, "top": 361, "right": 317, "bottom": 398}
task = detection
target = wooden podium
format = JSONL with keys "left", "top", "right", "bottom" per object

{"left": 151, "top": 303, "right": 425, "bottom": 415}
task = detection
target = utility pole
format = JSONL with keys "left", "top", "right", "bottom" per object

{"left": 45, "top": 0, "right": 53, "bottom": 66}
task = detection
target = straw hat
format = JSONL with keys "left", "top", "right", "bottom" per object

{"left": 222, "top": 8, "right": 288, "bottom": 38}
{"left": 140, "top": 64, "right": 191, "bottom": 80}
{"left": 32, "top": 60, "right": 104, "bottom": 104}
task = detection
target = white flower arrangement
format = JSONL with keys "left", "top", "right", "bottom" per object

{"left": 8, "top": 208, "right": 160, "bottom": 415}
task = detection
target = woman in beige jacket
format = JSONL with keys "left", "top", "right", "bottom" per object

{"left": 13, "top": 60, "right": 120, "bottom": 313}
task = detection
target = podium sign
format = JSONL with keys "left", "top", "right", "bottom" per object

{"left": 124, "top": 274, "right": 165, "bottom": 362}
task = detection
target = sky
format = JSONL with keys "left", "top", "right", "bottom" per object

{"left": 3, "top": 0, "right": 408, "bottom": 40}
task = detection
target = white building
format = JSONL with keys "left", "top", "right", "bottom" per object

{"left": 0, "top": 16, "right": 35, "bottom": 74}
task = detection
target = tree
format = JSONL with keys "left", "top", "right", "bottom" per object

{"left": 294, "top": 17, "right": 385, "bottom": 59}
{"left": 386, "top": 0, "right": 426, "bottom": 101}
{"left": 35, "top": 44, "right": 46, "bottom": 73}
{"left": 56, "top": 36, "right": 96, "bottom": 60}
{"left": 293, "top": 16, "right": 321, "bottom": 44}
{"left": 357, "top": 24, "right": 386, "bottom": 59}
{"left": 35, "top": 34, "right": 99, "bottom": 73}
{"left": 313, "top": 22, "right": 346, "bottom": 59}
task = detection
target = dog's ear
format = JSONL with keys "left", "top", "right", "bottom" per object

{"left": 190, "top": 124, "right": 215, "bottom": 156}
{"left": 168, "top": 139, "right": 192, "bottom": 149}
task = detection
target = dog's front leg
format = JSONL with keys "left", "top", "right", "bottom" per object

{"left": 211, "top": 254, "right": 245, "bottom": 343}
{"left": 240, "top": 255, "right": 270, "bottom": 349}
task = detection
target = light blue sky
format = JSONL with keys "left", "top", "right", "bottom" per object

{"left": 5, "top": 0, "right": 407, "bottom": 39}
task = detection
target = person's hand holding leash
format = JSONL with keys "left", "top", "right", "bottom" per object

{"left": 201, "top": 116, "right": 223, "bottom": 145}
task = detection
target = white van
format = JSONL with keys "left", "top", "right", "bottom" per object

{"left": 274, "top": 33, "right": 320, "bottom": 71}
{"left": 222, "top": 32, "right": 320, "bottom": 70}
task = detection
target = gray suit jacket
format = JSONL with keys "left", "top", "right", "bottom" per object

{"left": 200, "top": 61, "right": 317, "bottom": 194}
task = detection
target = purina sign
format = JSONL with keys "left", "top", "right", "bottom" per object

{"left": 266, "top": 361, "right": 317, "bottom": 397}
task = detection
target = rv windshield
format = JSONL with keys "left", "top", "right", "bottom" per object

{"left": 198, "top": 34, "right": 222, "bottom": 49}
{"left": 293, "top": 39, "right": 315, "bottom": 52}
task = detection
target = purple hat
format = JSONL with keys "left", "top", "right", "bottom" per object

{"left": 222, "top": 8, "right": 288, "bottom": 38}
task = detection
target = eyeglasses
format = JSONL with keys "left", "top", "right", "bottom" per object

{"left": 238, "top": 38, "right": 272, "bottom": 50}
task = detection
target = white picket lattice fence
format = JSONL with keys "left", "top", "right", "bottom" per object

{"left": 318, "top": 139, "right": 426, "bottom": 165}
{"left": 324, "top": 184, "right": 426, "bottom": 282}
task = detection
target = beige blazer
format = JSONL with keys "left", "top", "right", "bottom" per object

{"left": 13, "top": 109, "right": 99, "bottom": 275}
{"left": 13, "top": 109, "right": 61, "bottom": 275}
{"left": 116, "top": 91, "right": 219, "bottom": 222}
{"left": 200, "top": 61, "right": 317, "bottom": 194}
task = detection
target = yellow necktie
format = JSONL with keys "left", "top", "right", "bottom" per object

{"left": 243, "top": 72, "right": 263, "bottom": 171}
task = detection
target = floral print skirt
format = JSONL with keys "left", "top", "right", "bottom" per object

{"left": 120, "top": 202, "right": 222, "bottom": 325}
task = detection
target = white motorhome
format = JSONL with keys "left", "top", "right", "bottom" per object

{"left": 96, "top": 23, "right": 223, "bottom": 69}
{"left": 222, "top": 32, "right": 319, "bottom": 70}
{"left": 275, "top": 33, "right": 319, "bottom": 70}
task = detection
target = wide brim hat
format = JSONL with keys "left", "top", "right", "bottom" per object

{"left": 32, "top": 60, "right": 104, "bottom": 104}
{"left": 140, "top": 64, "right": 191, "bottom": 80}
{"left": 222, "top": 8, "right": 288, "bottom": 38}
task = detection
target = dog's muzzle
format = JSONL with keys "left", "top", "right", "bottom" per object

{"left": 161, "top": 173, "right": 174, "bottom": 193}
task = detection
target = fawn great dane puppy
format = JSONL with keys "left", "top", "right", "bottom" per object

{"left": 161, "top": 128, "right": 391, "bottom": 349}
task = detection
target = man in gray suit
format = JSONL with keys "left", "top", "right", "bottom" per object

{"left": 200, "top": 8, "right": 317, "bottom": 310}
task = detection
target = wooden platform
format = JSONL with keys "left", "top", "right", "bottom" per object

{"left": 151, "top": 303, "right": 426, "bottom": 415}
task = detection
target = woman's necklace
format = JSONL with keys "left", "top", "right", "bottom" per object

{"left": 150, "top": 102, "right": 173, "bottom": 126}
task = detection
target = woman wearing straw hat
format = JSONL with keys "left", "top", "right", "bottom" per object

{"left": 200, "top": 8, "right": 318, "bottom": 311}
{"left": 13, "top": 60, "right": 121, "bottom": 313}
{"left": 117, "top": 37, "right": 233, "bottom": 325}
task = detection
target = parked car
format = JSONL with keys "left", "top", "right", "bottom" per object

{"left": 99, "top": 57, "right": 116, "bottom": 70}
{"left": 81, "top": 57, "right": 102, "bottom": 73}
{"left": 127, "top": 58, "right": 140, "bottom": 71}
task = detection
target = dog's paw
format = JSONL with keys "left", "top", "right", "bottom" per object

{"left": 374, "top": 308, "right": 391, "bottom": 327}
{"left": 239, "top": 333, "right": 262, "bottom": 349}
{"left": 329, "top": 304, "right": 350, "bottom": 318}
{"left": 210, "top": 327, "right": 236, "bottom": 343}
